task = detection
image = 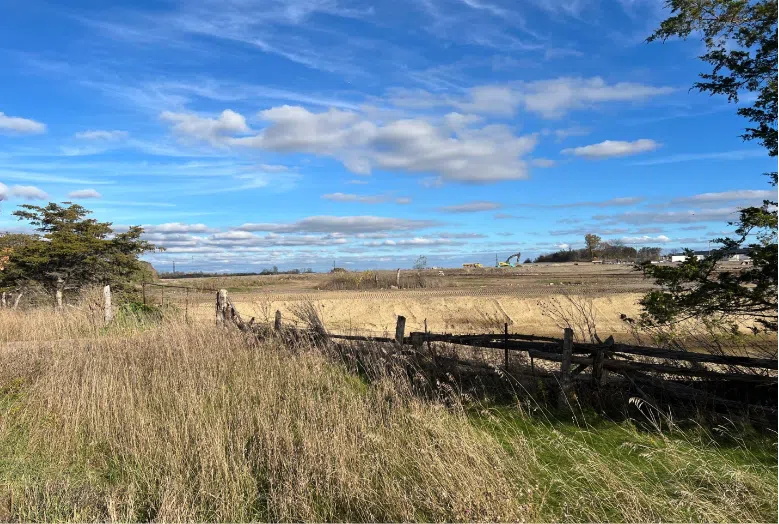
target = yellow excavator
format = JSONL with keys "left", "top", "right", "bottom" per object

{"left": 498, "top": 252, "right": 521, "bottom": 267}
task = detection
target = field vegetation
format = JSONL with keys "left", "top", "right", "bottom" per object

{"left": 0, "top": 301, "right": 776, "bottom": 522}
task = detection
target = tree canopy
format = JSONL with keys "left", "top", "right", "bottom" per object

{"left": 640, "top": 0, "right": 777, "bottom": 332}
{"left": 1, "top": 203, "right": 159, "bottom": 304}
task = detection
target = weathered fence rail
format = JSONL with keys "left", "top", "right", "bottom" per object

{"left": 212, "top": 289, "right": 777, "bottom": 411}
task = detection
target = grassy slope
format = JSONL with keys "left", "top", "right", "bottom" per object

{"left": 0, "top": 310, "right": 776, "bottom": 522}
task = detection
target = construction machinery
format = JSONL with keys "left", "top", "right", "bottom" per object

{"left": 463, "top": 262, "right": 483, "bottom": 268}
{"left": 499, "top": 252, "right": 522, "bottom": 267}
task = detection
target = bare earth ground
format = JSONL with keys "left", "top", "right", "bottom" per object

{"left": 163, "top": 263, "right": 656, "bottom": 339}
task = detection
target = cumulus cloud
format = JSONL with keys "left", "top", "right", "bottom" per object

{"left": 74, "top": 130, "right": 128, "bottom": 140}
{"left": 235, "top": 216, "right": 440, "bottom": 234}
{"left": 67, "top": 189, "right": 102, "bottom": 199}
{"left": 163, "top": 106, "right": 537, "bottom": 183}
{"left": 0, "top": 112, "right": 46, "bottom": 134}
{"left": 437, "top": 200, "right": 503, "bottom": 213}
{"left": 0, "top": 184, "right": 49, "bottom": 201}
{"left": 562, "top": 139, "right": 660, "bottom": 158}
{"left": 161, "top": 109, "right": 250, "bottom": 145}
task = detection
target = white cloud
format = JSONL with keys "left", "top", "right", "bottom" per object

{"left": 365, "top": 237, "right": 462, "bottom": 247}
{"left": 143, "top": 223, "right": 213, "bottom": 233}
{"left": 236, "top": 216, "right": 440, "bottom": 234}
{"left": 437, "top": 200, "right": 503, "bottom": 213}
{"left": 521, "top": 78, "right": 674, "bottom": 119}
{"left": 670, "top": 189, "right": 775, "bottom": 204}
{"left": 322, "top": 192, "right": 387, "bottom": 204}
{"left": 0, "top": 112, "right": 46, "bottom": 134}
{"left": 545, "top": 196, "right": 644, "bottom": 208}
{"left": 67, "top": 188, "right": 102, "bottom": 199}
{"left": 562, "top": 139, "right": 660, "bottom": 158}
{"left": 390, "top": 77, "right": 674, "bottom": 118}
{"left": 165, "top": 106, "right": 537, "bottom": 183}
{"left": 161, "top": 109, "right": 250, "bottom": 145}
{"left": 75, "top": 130, "right": 128, "bottom": 140}
{"left": 321, "top": 192, "right": 412, "bottom": 205}
{"left": 594, "top": 207, "right": 742, "bottom": 225}
{"left": 0, "top": 184, "right": 49, "bottom": 200}
{"left": 619, "top": 235, "right": 671, "bottom": 244}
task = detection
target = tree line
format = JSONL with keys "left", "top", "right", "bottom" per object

{"left": 534, "top": 234, "right": 662, "bottom": 263}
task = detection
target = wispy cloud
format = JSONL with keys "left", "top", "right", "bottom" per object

{"left": 67, "top": 189, "right": 102, "bottom": 199}
{"left": 437, "top": 200, "right": 503, "bottom": 213}
{"left": 631, "top": 149, "right": 766, "bottom": 166}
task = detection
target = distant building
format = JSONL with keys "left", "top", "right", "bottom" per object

{"left": 670, "top": 253, "right": 705, "bottom": 262}
{"left": 667, "top": 248, "right": 751, "bottom": 263}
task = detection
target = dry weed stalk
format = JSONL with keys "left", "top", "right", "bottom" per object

{"left": 538, "top": 293, "right": 600, "bottom": 342}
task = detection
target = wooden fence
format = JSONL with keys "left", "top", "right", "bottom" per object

{"left": 213, "top": 288, "right": 777, "bottom": 398}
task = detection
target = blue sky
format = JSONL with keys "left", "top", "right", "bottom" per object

{"left": 0, "top": 0, "right": 774, "bottom": 272}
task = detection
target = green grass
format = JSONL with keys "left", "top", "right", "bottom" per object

{"left": 471, "top": 405, "right": 777, "bottom": 522}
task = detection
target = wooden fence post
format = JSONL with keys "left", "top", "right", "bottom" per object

{"left": 561, "top": 327, "right": 574, "bottom": 393}
{"left": 395, "top": 315, "right": 406, "bottom": 345}
{"left": 142, "top": 282, "right": 147, "bottom": 305}
{"left": 1, "top": 292, "right": 6, "bottom": 308}
{"left": 395, "top": 268, "right": 401, "bottom": 288}
{"left": 411, "top": 332, "right": 424, "bottom": 351}
{"left": 503, "top": 322, "right": 509, "bottom": 370}
{"left": 216, "top": 289, "right": 228, "bottom": 325}
{"left": 274, "top": 310, "right": 282, "bottom": 331}
{"left": 592, "top": 349, "right": 605, "bottom": 387}
{"left": 103, "top": 285, "right": 113, "bottom": 324}
{"left": 592, "top": 335, "right": 611, "bottom": 387}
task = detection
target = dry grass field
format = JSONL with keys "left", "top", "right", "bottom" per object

{"left": 160, "top": 263, "right": 654, "bottom": 338}
{"left": 158, "top": 262, "right": 766, "bottom": 343}
{"left": 0, "top": 305, "right": 776, "bottom": 522}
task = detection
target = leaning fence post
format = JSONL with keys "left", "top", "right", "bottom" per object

{"left": 561, "top": 327, "right": 574, "bottom": 393}
{"left": 274, "top": 310, "right": 282, "bottom": 331}
{"left": 216, "top": 289, "right": 228, "bottom": 325}
{"left": 103, "top": 285, "right": 113, "bottom": 324}
{"left": 395, "top": 315, "right": 406, "bottom": 345}
{"left": 503, "top": 322, "right": 509, "bottom": 370}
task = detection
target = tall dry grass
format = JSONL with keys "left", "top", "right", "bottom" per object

{"left": 0, "top": 308, "right": 775, "bottom": 522}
